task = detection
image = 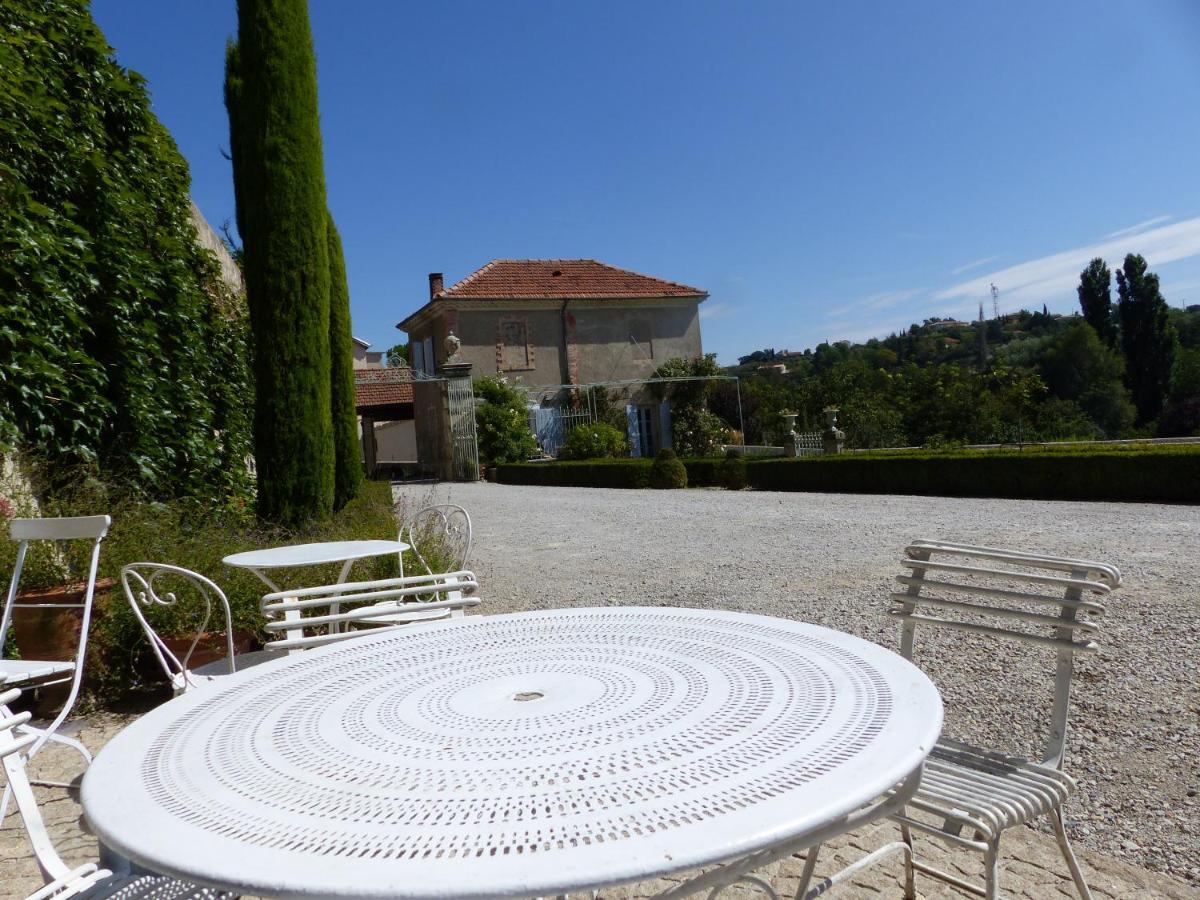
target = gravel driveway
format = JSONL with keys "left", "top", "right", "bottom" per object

{"left": 396, "top": 481, "right": 1200, "bottom": 885}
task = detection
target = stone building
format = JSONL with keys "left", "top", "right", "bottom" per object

{"left": 397, "top": 259, "right": 707, "bottom": 386}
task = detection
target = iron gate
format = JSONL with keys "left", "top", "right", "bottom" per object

{"left": 446, "top": 376, "right": 480, "bottom": 480}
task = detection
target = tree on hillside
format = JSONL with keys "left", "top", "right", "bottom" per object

{"left": 327, "top": 212, "right": 361, "bottom": 510}
{"left": 1038, "top": 321, "right": 1135, "bottom": 436}
{"left": 1116, "top": 254, "right": 1177, "bottom": 424}
{"left": 225, "top": 0, "right": 334, "bottom": 523}
{"left": 1077, "top": 257, "right": 1116, "bottom": 347}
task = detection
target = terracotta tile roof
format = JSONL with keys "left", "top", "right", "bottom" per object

{"left": 437, "top": 259, "right": 707, "bottom": 300}
{"left": 354, "top": 367, "right": 413, "bottom": 409}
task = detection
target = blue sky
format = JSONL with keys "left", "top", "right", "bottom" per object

{"left": 91, "top": 0, "right": 1200, "bottom": 364}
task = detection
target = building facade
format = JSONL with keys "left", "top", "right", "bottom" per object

{"left": 397, "top": 259, "right": 707, "bottom": 387}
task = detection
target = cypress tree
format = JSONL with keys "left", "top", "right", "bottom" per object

{"left": 1077, "top": 257, "right": 1116, "bottom": 347}
{"left": 1116, "top": 253, "right": 1177, "bottom": 424}
{"left": 224, "top": 0, "right": 334, "bottom": 523}
{"left": 327, "top": 211, "right": 362, "bottom": 509}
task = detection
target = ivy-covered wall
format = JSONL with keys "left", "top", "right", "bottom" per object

{"left": 0, "top": 0, "right": 252, "bottom": 499}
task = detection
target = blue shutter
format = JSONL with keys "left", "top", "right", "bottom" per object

{"left": 626, "top": 404, "right": 641, "bottom": 457}
{"left": 658, "top": 402, "right": 673, "bottom": 451}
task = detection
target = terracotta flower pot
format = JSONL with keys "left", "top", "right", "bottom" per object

{"left": 6, "top": 577, "right": 116, "bottom": 715}
{"left": 7, "top": 577, "right": 117, "bottom": 663}
{"left": 159, "top": 630, "right": 255, "bottom": 671}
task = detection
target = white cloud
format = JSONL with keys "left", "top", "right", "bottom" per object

{"left": 1104, "top": 215, "right": 1171, "bottom": 239}
{"left": 933, "top": 216, "right": 1200, "bottom": 316}
{"left": 950, "top": 255, "right": 998, "bottom": 276}
{"left": 852, "top": 289, "right": 920, "bottom": 312}
{"left": 700, "top": 301, "right": 736, "bottom": 320}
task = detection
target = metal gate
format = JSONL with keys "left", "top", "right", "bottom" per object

{"left": 447, "top": 376, "right": 480, "bottom": 480}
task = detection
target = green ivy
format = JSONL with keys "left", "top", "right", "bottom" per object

{"left": 0, "top": 0, "right": 252, "bottom": 500}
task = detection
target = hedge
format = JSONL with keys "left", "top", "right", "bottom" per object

{"left": 493, "top": 445, "right": 1200, "bottom": 503}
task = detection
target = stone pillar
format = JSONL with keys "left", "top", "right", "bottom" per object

{"left": 822, "top": 407, "right": 845, "bottom": 455}
{"left": 412, "top": 379, "right": 447, "bottom": 479}
{"left": 360, "top": 416, "right": 377, "bottom": 478}
{"left": 781, "top": 411, "right": 799, "bottom": 457}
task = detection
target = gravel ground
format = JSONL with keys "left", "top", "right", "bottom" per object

{"left": 396, "top": 481, "right": 1200, "bottom": 885}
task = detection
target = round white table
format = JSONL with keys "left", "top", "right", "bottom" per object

{"left": 223, "top": 540, "right": 410, "bottom": 591}
{"left": 81, "top": 608, "right": 942, "bottom": 900}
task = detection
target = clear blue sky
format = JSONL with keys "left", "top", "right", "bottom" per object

{"left": 91, "top": 0, "right": 1200, "bottom": 363}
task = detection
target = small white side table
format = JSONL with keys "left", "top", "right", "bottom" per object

{"left": 223, "top": 540, "right": 409, "bottom": 650}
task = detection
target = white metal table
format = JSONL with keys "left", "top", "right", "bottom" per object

{"left": 81, "top": 608, "right": 942, "bottom": 899}
{"left": 223, "top": 540, "right": 410, "bottom": 592}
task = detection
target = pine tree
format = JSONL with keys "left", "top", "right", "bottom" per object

{"left": 1077, "top": 257, "right": 1116, "bottom": 347}
{"left": 224, "top": 0, "right": 334, "bottom": 523}
{"left": 327, "top": 211, "right": 362, "bottom": 509}
{"left": 1116, "top": 254, "right": 1177, "bottom": 424}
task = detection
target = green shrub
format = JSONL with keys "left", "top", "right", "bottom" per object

{"left": 493, "top": 444, "right": 1200, "bottom": 503}
{"left": 496, "top": 459, "right": 652, "bottom": 489}
{"left": 650, "top": 448, "right": 688, "bottom": 489}
{"left": 719, "top": 450, "right": 748, "bottom": 490}
{"left": 474, "top": 376, "right": 537, "bottom": 465}
{"left": 671, "top": 406, "right": 727, "bottom": 458}
{"left": 744, "top": 445, "right": 1200, "bottom": 503}
{"left": 558, "top": 423, "right": 629, "bottom": 460}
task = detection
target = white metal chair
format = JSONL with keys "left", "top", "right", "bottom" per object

{"left": 260, "top": 570, "right": 480, "bottom": 652}
{"left": 0, "top": 676, "right": 236, "bottom": 900}
{"left": 887, "top": 539, "right": 1120, "bottom": 900}
{"left": 0, "top": 516, "right": 110, "bottom": 779}
{"left": 347, "top": 504, "right": 474, "bottom": 627}
{"left": 400, "top": 504, "right": 473, "bottom": 576}
{"left": 120, "top": 564, "right": 274, "bottom": 695}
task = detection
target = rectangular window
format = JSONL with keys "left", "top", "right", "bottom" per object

{"left": 422, "top": 337, "right": 434, "bottom": 374}
{"left": 630, "top": 320, "right": 653, "bottom": 360}
{"left": 500, "top": 319, "right": 533, "bottom": 371}
{"left": 411, "top": 340, "right": 425, "bottom": 374}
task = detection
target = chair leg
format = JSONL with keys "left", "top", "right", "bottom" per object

{"left": 899, "top": 820, "right": 916, "bottom": 900}
{"left": 982, "top": 836, "right": 1000, "bottom": 900}
{"left": 1050, "top": 808, "right": 1094, "bottom": 900}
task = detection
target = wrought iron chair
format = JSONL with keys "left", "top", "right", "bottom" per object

{"left": 0, "top": 516, "right": 110, "bottom": 786}
{"left": 120, "top": 564, "right": 274, "bottom": 695}
{"left": 887, "top": 539, "right": 1120, "bottom": 900}
{"left": 0, "top": 676, "right": 236, "bottom": 900}
{"left": 399, "top": 504, "right": 473, "bottom": 576}
{"left": 260, "top": 570, "right": 480, "bottom": 652}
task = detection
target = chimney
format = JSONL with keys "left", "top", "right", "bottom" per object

{"left": 428, "top": 272, "right": 444, "bottom": 299}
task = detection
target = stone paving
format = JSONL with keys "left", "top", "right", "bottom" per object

{"left": 3, "top": 714, "right": 1196, "bottom": 899}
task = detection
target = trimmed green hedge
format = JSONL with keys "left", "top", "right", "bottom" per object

{"left": 493, "top": 445, "right": 1200, "bottom": 503}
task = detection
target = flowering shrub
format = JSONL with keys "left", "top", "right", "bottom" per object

{"left": 671, "top": 407, "right": 727, "bottom": 457}
{"left": 474, "top": 377, "right": 537, "bottom": 465}
{"left": 558, "top": 423, "right": 628, "bottom": 460}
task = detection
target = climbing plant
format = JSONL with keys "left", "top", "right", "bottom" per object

{"left": 0, "top": 0, "right": 252, "bottom": 500}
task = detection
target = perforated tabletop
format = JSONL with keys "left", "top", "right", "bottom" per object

{"left": 82, "top": 608, "right": 942, "bottom": 899}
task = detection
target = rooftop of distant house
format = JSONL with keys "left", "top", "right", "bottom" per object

{"left": 353, "top": 366, "right": 412, "bottom": 412}
{"left": 433, "top": 259, "right": 707, "bottom": 300}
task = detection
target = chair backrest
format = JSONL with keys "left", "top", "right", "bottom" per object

{"left": 260, "top": 570, "right": 480, "bottom": 652}
{"left": 0, "top": 515, "right": 110, "bottom": 756}
{"left": 890, "top": 539, "right": 1120, "bottom": 768}
{"left": 0, "top": 678, "right": 75, "bottom": 885}
{"left": 402, "top": 505, "right": 472, "bottom": 576}
{"left": 120, "top": 563, "right": 237, "bottom": 691}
